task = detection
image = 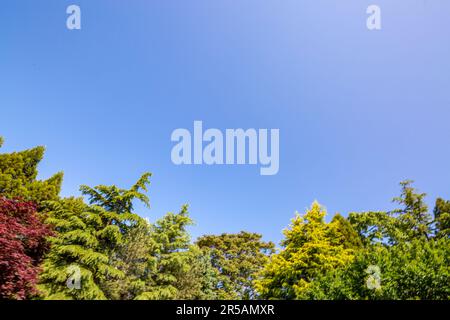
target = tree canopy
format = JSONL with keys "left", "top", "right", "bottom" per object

{"left": 1, "top": 136, "right": 449, "bottom": 300}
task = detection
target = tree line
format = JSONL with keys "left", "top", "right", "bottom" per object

{"left": 0, "top": 136, "right": 448, "bottom": 300}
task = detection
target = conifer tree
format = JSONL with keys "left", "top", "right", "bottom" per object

{"left": 434, "top": 198, "right": 450, "bottom": 238}
{"left": 328, "top": 213, "right": 363, "bottom": 250}
{"left": 0, "top": 137, "right": 62, "bottom": 206}
{"left": 349, "top": 181, "right": 434, "bottom": 244}
{"left": 136, "top": 205, "right": 194, "bottom": 300}
{"left": 38, "top": 198, "right": 124, "bottom": 299}
{"left": 254, "top": 202, "right": 355, "bottom": 299}
{"left": 39, "top": 174, "right": 152, "bottom": 300}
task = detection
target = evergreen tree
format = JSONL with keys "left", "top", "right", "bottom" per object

{"left": 349, "top": 181, "right": 433, "bottom": 244}
{"left": 329, "top": 213, "right": 363, "bottom": 250}
{"left": 0, "top": 137, "right": 62, "bottom": 206}
{"left": 136, "top": 205, "right": 194, "bottom": 300}
{"left": 38, "top": 197, "right": 124, "bottom": 299}
{"left": 392, "top": 180, "right": 431, "bottom": 239}
{"left": 39, "top": 174, "right": 152, "bottom": 300}
{"left": 434, "top": 198, "right": 450, "bottom": 238}
{"left": 255, "top": 202, "right": 355, "bottom": 299}
{"left": 196, "top": 232, "right": 275, "bottom": 300}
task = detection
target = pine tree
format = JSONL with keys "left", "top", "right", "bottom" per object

{"left": 0, "top": 137, "right": 62, "bottom": 206}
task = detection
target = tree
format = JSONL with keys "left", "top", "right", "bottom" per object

{"left": 392, "top": 180, "right": 431, "bottom": 239}
{"left": 196, "top": 232, "right": 275, "bottom": 300}
{"left": 173, "top": 245, "right": 219, "bottom": 300}
{"left": 38, "top": 197, "right": 124, "bottom": 299}
{"left": 79, "top": 173, "right": 151, "bottom": 214}
{"left": 136, "top": 205, "right": 195, "bottom": 300}
{"left": 328, "top": 213, "right": 363, "bottom": 250}
{"left": 434, "top": 198, "right": 450, "bottom": 238}
{"left": 349, "top": 180, "right": 433, "bottom": 244}
{"left": 39, "top": 174, "right": 152, "bottom": 300}
{"left": 303, "top": 237, "right": 450, "bottom": 300}
{"left": 0, "top": 198, "right": 53, "bottom": 299}
{"left": 308, "top": 181, "right": 450, "bottom": 300}
{"left": 99, "top": 220, "right": 154, "bottom": 300}
{"left": 255, "top": 202, "right": 356, "bottom": 299}
{"left": 0, "top": 137, "right": 62, "bottom": 206}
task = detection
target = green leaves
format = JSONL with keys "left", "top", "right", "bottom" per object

{"left": 196, "top": 232, "right": 275, "bottom": 300}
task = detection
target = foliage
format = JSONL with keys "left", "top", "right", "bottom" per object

{"left": 196, "top": 232, "right": 275, "bottom": 300}
{"left": 0, "top": 198, "right": 52, "bottom": 299}
{"left": 173, "top": 245, "right": 219, "bottom": 300}
{"left": 0, "top": 137, "right": 62, "bottom": 206}
{"left": 434, "top": 198, "right": 450, "bottom": 238}
{"left": 38, "top": 197, "right": 125, "bottom": 299}
{"left": 349, "top": 181, "right": 432, "bottom": 244}
{"left": 255, "top": 202, "right": 356, "bottom": 299}
{"left": 302, "top": 238, "right": 450, "bottom": 300}
{"left": 136, "top": 205, "right": 194, "bottom": 300}
{"left": 305, "top": 182, "right": 450, "bottom": 300}
{"left": 39, "top": 174, "right": 152, "bottom": 300}
{"left": 1, "top": 136, "right": 449, "bottom": 300}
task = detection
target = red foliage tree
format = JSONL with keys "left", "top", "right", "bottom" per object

{"left": 0, "top": 197, "right": 53, "bottom": 299}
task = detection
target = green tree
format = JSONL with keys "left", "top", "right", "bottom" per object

{"left": 38, "top": 197, "right": 124, "bottom": 299}
{"left": 136, "top": 205, "right": 195, "bottom": 300}
{"left": 255, "top": 202, "right": 355, "bottom": 299}
{"left": 196, "top": 232, "right": 275, "bottom": 300}
{"left": 434, "top": 198, "right": 450, "bottom": 238}
{"left": 329, "top": 213, "right": 363, "bottom": 250}
{"left": 0, "top": 137, "right": 62, "bottom": 206}
{"left": 173, "top": 245, "right": 219, "bottom": 300}
{"left": 39, "top": 174, "right": 152, "bottom": 300}
{"left": 303, "top": 237, "right": 450, "bottom": 300}
{"left": 349, "top": 180, "right": 432, "bottom": 244}
{"left": 100, "top": 221, "right": 154, "bottom": 300}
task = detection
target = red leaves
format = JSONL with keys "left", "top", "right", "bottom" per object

{"left": 0, "top": 197, "right": 53, "bottom": 299}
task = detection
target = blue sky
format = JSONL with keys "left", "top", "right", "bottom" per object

{"left": 1, "top": 0, "right": 450, "bottom": 244}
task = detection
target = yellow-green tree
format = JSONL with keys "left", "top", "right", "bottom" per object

{"left": 0, "top": 137, "right": 62, "bottom": 206}
{"left": 255, "top": 202, "right": 356, "bottom": 299}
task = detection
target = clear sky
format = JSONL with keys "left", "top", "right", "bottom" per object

{"left": 1, "top": 1, "right": 449, "bottom": 244}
